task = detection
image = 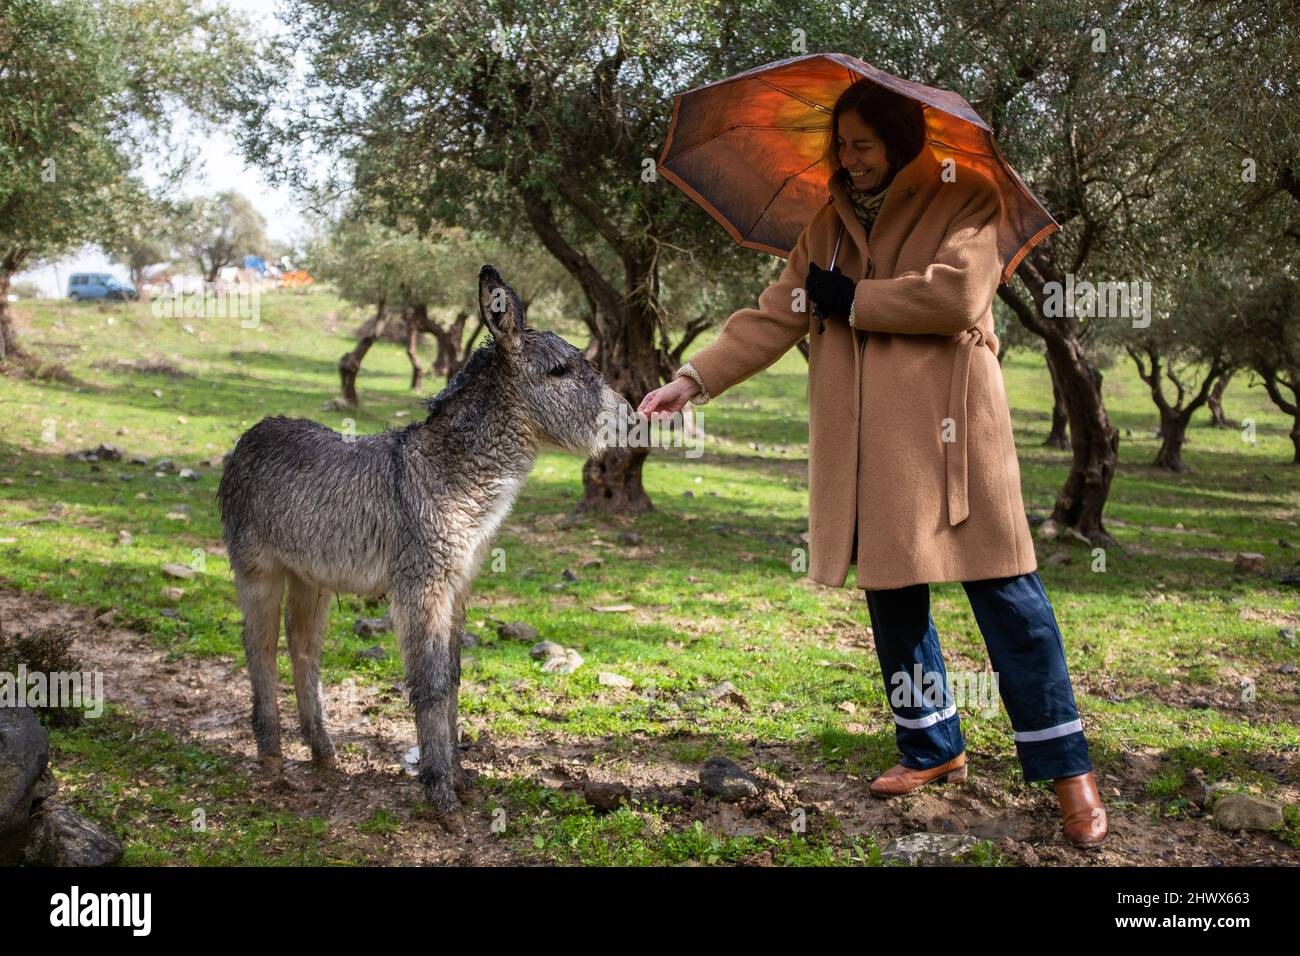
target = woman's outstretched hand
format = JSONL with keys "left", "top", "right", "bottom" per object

{"left": 638, "top": 375, "right": 700, "bottom": 420}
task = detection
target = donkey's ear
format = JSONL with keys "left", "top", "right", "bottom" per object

{"left": 478, "top": 264, "right": 525, "bottom": 354}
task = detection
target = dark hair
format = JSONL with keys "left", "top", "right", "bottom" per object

{"left": 825, "top": 79, "right": 928, "bottom": 176}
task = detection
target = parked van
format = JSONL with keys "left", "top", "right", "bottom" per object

{"left": 67, "top": 273, "right": 137, "bottom": 301}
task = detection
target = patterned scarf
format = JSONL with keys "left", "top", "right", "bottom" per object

{"left": 840, "top": 167, "right": 894, "bottom": 238}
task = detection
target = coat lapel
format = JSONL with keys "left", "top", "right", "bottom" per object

{"left": 824, "top": 147, "right": 944, "bottom": 278}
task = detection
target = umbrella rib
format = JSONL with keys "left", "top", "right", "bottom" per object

{"left": 925, "top": 137, "right": 997, "bottom": 158}
{"left": 664, "top": 124, "right": 831, "bottom": 164}
{"left": 753, "top": 76, "right": 834, "bottom": 113}
{"left": 742, "top": 154, "right": 828, "bottom": 242}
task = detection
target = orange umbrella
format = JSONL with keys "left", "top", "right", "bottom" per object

{"left": 657, "top": 51, "right": 1057, "bottom": 283}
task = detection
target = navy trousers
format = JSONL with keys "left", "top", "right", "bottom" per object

{"left": 863, "top": 570, "right": 1093, "bottom": 783}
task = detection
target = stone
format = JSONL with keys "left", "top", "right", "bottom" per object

{"left": 22, "top": 801, "right": 123, "bottom": 867}
{"left": 881, "top": 832, "right": 981, "bottom": 866}
{"left": 353, "top": 614, "right": 392, "bottom": 637}
{"left": 161, "top": 562, "right": 195, "bottom": 580}
{"left": 1233, "top": 553, "right": 1266, "bottom": 574}
{"left": 530, "top": 640, "right": 565, "bottom": 661}
{"left": 0, "top": 706, "right": 49, "bottom": 865}
{"left": 598, "top": 672, "right": 634, "bottom": 690}
{"left": 698, "top": 756, "right": 760, "bottom": 802}
{"left": 582, "top": 780, "right": 631, "bottom": 813}
{"left": 540, "top": 648, "right": 584, "bottom": 674}
{"left": 1211, "top": 793, "right": 1284, "bottom": 831}
{"left": 499, "top": 620, "right": 539, "bottom": 642}
{"left": 700, "top": 680, "right": 749, "bottom": 710}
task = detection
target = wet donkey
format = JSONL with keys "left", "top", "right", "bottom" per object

{"left": 218, "top": 265, "right": 629, "bottom": 820}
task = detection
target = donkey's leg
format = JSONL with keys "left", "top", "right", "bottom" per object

{"left": 237, "top": 568, "right": 286, "bottom": 769}
{"left": 446, "top": 601, "right": 476, "bottom": 794}
{"left": 445, "top": 624, "right": 469, "bottom": 792}
{"left": 391, "top": 579, "right": 461, "bottom": 819}
{"left": 285, "top": 573, "right": 336, "bottom": 769}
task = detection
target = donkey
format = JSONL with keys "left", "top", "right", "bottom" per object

{"left": 218, "top": 264, "right": 629, "bottom": 823}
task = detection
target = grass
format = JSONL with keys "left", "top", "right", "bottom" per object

{"left": 47, "top": 707, "right": 357, "bottom": 866}
{"left": 1, "top": 290, "right": 1298, "bottom": 865}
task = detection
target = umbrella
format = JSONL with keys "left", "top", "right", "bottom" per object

{"left": 656, "top": 51, "right": 1057, "bottom": 284}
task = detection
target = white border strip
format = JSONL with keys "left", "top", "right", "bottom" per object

{"left": 892, "top": 703, "right": 957, "bottom": 729}
{"left": 1014, "top": 719, "right": 1083, "bottom": 743}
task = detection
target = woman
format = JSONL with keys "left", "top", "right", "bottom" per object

{"left": 638, "top": 79, "right": 1108, "bottom": 848}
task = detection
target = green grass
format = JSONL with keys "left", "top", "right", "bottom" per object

{"left": 48, "top": 707, "right": 358, "bottom": 865}
{"left": 2, "top": 290, "right": 1298, "bottom": 865}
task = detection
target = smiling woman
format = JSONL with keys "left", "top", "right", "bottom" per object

{"left": 831, "top": 81, "right": 927, "bottom": 224}
{"left": 645, "top": 73, "right": 1109, "bottom": 849}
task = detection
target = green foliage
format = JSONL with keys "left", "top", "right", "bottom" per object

{"left": 0, "top": 622, "right": 88, "bottom": 726}
{"left": 174, "top": 191, "right": 270, "bottom": 281}
{"left": 0, "top": 0, "right": 260, "bottom": 271}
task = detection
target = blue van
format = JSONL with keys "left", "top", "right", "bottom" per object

{"left": 67, "top": 273, "right": 137, "bottom": 301}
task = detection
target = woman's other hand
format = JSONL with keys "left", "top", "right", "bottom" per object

{"left": 638, "top": 375, "right": 700, "bottom": 419}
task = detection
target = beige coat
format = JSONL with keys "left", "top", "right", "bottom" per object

{"left": 679, "top": 146, "right": 1038, "bottom": 590}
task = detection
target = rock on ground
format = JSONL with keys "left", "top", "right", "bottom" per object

{"left": 881, "top": 832, "right": 980, "bottom": 866}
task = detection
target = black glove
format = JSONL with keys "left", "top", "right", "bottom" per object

{"left": 806, "top": 261, "right": 856, "bottom": 326}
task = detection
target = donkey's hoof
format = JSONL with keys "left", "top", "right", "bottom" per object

{"left": 427, "top": 791, "right": 465, "bottom": 833}
{"left": 434, "top": 807, "right": 468, "bottom": 835}
{"left": 453, "top": 766, "right": 482, "bottom": 794}
{"left": 425, "top": 780, "right": 462, "bottom": 812}
{"left": 311, "top": 752, "right": 337, "bottom": 771}
{"left": 257, "top": 753, "right": 284, "bottom": 774}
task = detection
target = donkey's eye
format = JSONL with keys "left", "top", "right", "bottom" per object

{"left": 548, "top": 364, "right": 568, "bottom": 377}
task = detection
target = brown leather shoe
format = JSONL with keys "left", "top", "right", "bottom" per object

{"left": 1054, "top": 771, "right": 1109, "bottom": 847}
{"left": 869, "top": 753, "right": 967, "bottom": 797}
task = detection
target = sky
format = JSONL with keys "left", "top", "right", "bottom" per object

{"left": 14, "top": 0, "right": 308, "bottom": 297}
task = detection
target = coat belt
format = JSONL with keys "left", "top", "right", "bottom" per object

{"left": 945, "top": 327, "right": 984, "bottom": 527}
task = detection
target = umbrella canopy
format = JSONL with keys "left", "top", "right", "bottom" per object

{"left": 657, "top": 51, "right": 1056, "bottom": 283}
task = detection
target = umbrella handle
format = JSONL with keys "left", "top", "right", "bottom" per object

{"left": 812, "top": 223, "right": 846, "bottom": 329}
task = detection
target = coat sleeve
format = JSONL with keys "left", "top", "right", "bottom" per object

{"left": 847, "top": 180, "right": 1001, "bottom": 337}
{"left": 677, "top": 221, "right": 814, "bottom": 404}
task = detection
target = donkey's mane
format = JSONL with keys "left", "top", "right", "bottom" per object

{"left": 421, "top": 341, "right": 497, "bottom": 419}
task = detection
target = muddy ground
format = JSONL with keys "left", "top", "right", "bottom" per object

{"left": 3, "top": 587, "right": 1297, "bottom": 867}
